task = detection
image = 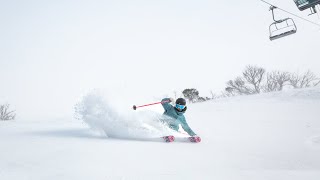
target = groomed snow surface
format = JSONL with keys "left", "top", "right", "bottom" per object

{"left": 1, "top": 87, "right": 320, "bottom": 180}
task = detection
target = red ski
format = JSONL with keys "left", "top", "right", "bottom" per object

{"left": 162, "top": 135, "right": 175, "bottom": 142}
{"left": 162, "top": 136, "right": 201, "bottom": 143}
{"left": 188, "top": 136, "right": 201, "bottom": 143}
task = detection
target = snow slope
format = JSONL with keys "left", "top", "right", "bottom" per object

{"left": 1, "top": 87, "right": 320, "bottom": 180}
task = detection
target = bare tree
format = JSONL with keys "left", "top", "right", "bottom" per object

{"left": 263, "top": 75, "right": 278, "bottom": 92}
{"left": 242, "top": 65, "right": 266, "bottom": 93}
{"left": 289, "top": 70, "right": 318, "bottom": 88}
{"left": 210, "top": 90, "right": 218, "bottom": 99}
{"left": 0, "top": 104, "right": 16, "bottom": 121}
{"left": 220, "top": 90, "right": 235, "bottom": 98}
{"left": 263, "top": 71, "right": 291, "bottom": 92}
{"left": 225, "top": 66, "right": 266, "bottom": 95}
{"left": 289, "top": 73, "right": 300, "bottom": 88}
{"left": 226, "top": 77, "right": 254, "bottom": 95}
{"left": 225, "top": 66, "right": 319, "bottom": 97}
{"left": 197, "top": 97, "right": 206, "bottom": 102}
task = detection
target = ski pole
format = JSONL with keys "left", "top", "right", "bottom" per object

{"left": 133, "top": 100, "right": 170, "bottom": 110}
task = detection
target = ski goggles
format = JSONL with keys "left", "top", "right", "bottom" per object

{"left": 175, "top": 104, "right": 185, "bottom": 110}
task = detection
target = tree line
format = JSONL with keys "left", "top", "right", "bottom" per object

{"left": 225, "top": 65, "right": 320, "bottom": 96}
{"left": 181, "top": 65, "right": 320, "bottom": 103}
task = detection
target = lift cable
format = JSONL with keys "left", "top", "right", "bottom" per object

{"left": 260, "top": 0, "right": 320, "bottom": 27}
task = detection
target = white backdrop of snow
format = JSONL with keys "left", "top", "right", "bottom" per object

{"left": 1, "top": 87, "right": 320, "bottom": 180}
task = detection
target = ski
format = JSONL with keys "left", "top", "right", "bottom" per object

{"left": 162, "top": 135, "right": 175, "bottom": 142}
{"left": 162, "top": 136, "right": 201, "bottom": 143}
{"left": 188, "top": 136, "right": 201, "bottom": 143}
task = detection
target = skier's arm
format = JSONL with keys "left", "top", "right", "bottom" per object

{"left": 181, "top": 120, "right": 197, "bottom": 136}
{"left": 161, "top": 98, "right": 173, "bottom": 111}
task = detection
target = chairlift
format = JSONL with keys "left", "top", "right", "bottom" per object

{"left": 293, "top": 0, "right": 320, "bottom": 11}
{"left": 293, "top": 0, "right": 320, "bottom": 15}
{"left": 269, "top": 6, "right": 297, "bottom": 41}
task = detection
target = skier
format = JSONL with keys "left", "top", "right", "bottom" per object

{"left": 161, "top": 97, "right": 198, "bottom": 137}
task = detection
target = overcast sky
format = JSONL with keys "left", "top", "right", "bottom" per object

{"left": 1, "top": 0, "right": 319, "bottom": 120}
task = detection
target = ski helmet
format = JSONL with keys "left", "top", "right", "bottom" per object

{"left": 175, "top": 98, "right": 186, "bottom": 105}
{"left": 175, "top": 98, "right": 187, "bottom": 112}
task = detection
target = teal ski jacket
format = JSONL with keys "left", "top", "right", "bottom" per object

{"left": 161, "top": 98, "right": 196, "bottom": 136}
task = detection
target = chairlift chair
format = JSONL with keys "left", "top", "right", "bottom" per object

{"left": 268, "top": 6, "right": 297, "bottom": 41}
{"left": 293, "top": 0, "right": 320, "bottom": 15}
{"left": 293, "top": 0, "right": 320, "bottom": 11}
